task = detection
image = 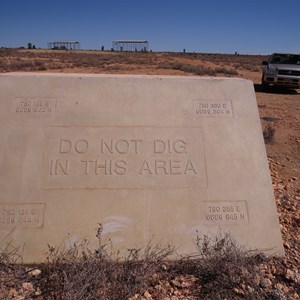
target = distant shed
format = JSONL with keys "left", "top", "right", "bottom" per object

{"left": 112, "top": 40, "right": 149, "bottom": 52}
{"left": 48, "top": 41, "right": 80, "bottom": 50}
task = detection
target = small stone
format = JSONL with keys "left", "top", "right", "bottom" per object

{"left": 151, "top": 273, "right": 159, "bottom": 281}
{"left": 28, "top": 268, "right": 41, "bottom": 277}
{"left": 291, "top": 205, "right": 297, "bottom": 211}
{"left": 171, "top": 278, "right": 182, "bottom": 288}
{"left": 22, "top": 282, "right": 34, "bottom": 292}
{"left": 247, "top": 285, "right": 255, "bottom": 293}
{"left": 271, "top": 289, "right": 288, "bottom": 300}
{"left": 35, "top": 287, "right": 42, "bottom": 296}
{"left": 162, "top": 264, "right": 167, "bottom": 271}
{"left": 155, "top": 284, "right": 162, "bottom": 290}
{"left": 261, "top": 278, "right": 272, "bottom": 288}
{"left": 181, "top": 280, "right": 191, "bottom": 288}
{"left": 254, "top": 274, "right": 261, "bottom": 285}
{"left": 8, "top": 288, "right": 18, "bottom": 297}
{"left": 276, "top": 283, "right": 284, "bottom": 290}
{"left": 233, "top": 287, "right": 245, "bottom": 296}
{"left": 144, "top": 290, "right": 152, "bottom": 299}
{"left": 285, "top": 269, "right": 295, "bottom": 280}
{"left": 283, "top": 286, "right": 290, "bottom": 294}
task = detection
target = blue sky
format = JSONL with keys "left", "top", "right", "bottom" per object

{"left": 1, "top": 0, "right": 299, "bottom": 54}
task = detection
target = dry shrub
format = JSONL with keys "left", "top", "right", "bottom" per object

{"left": 0, "top": 48, "right": 15, "bottom": 57}
{"left": 38, "top": 240, "right": 101, "bottom": 299}
{"left": 33, "top": 60, "right": 47, "bottom": 70}
{"left": 10, "top": 61, "right": 35, "bottom": 70}
{"left": 0, "top": 229, "right": 23, "bottom": 264}
{"left": 101, "top": 243, "right": 174, "bottom": 299}
{"left": 37, "top": 229, "right": 174, "bottom": 300}
{"left": 158, "top": 61, "right": 216, "bottom": 76}
{"left": 158, "top": 61, "right": 238, "bottom": 76}
{"left": 215, "top": 67, "right": 238, "bottom": 75}
{"left": 0, "top": 229, "right": 292, "bottom": 299}
{"left": 196, "top": 233, "right": 266, "bottom": 299}
{"left": 175, "top": 232, "right": 269, "bottom": 299}
{"left": 263, "top": 124, "right": 276, "bottom": 144}
{"left": 0, "top": 60, "right": 9, "bottom": 72}
{"left": 262, "top": 116, "right": 279, "bottom": 122}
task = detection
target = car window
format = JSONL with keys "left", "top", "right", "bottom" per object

{"left": 270, "top": 54, "right": 300, "bottom": 64}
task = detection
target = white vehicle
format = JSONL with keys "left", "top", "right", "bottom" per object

{"left": 262, "top": 53, "right": 300, "bottom": 88}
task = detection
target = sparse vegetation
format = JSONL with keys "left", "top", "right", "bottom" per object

{"left": 158, "top": 61, "right": 238, "bottom": 76}
{"left": 158, "top": 61, "right": 216, "bottom": 75}
{"left": 37, "top": 235, "right": 174, "bottom": 300}
{"left": 0, "top": 230, "right": 23, "bottom": 265}
{"left": 0, "top": 49, "right": 252, "bottom": 75}
{"left": 188, "top": 233, "right": 269, "bottom": 299}
{"left": 1, "top": 231, "right": 299, "bottom": 299}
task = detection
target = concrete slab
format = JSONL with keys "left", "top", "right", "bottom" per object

{"left": 0, "top": 73, "right": 284, "bottom": 262}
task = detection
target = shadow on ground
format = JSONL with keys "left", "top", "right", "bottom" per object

{"left": 254, "top": 84, "right": 299, "bottom": 95}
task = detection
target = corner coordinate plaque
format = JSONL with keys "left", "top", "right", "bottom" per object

{"left": 0, "top": 203, "right": 45, "bottom": 228}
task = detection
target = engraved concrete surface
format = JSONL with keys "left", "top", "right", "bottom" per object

{"left": 0, "top": 73, "right": 283, "bottom": 262}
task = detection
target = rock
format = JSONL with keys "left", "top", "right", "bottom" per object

{"left": 144, "top": 290, "right": 152, "bottom": 299}
{"left": 266, "top": 272, "right": 274, "bottom": 280}
{"left": 8, "top": 288, "right": 18, "bottom": 297}
{"left": 35, "top": 287, "right": 42, "bottom": 296}
{"left": 282, "top": 285, "right": 290, "bottom": 294}
{"left": 171, "top": 278, "right": 182, "bottom": 288}
{"left": 276, "top": 283, "right": 284, "bottom": 290}
{"left": 22, "top": 282, "right": 34, "bottom": 292}
{"left": 154, "top": 284, "right": 163, "bottom": 292}
{"left": 270, "top": 289, "right": 288, "bottom": 300}
{"left": 233, "top": 287, "right": 245, "bottom": 296}
{"left": 173, "top": 290, "right": 181, "bottom": 296}
{"left": 285, "top": 269, "right": 297, "bottom": 281}
{"left": 181, "top": 280, "right": 191, "bottom": 288}
{"left": 261, "top": 278, "right": 272, "bottom": 288}
{"left": 28, "top": 268, "right": 41, "bottom": 277}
